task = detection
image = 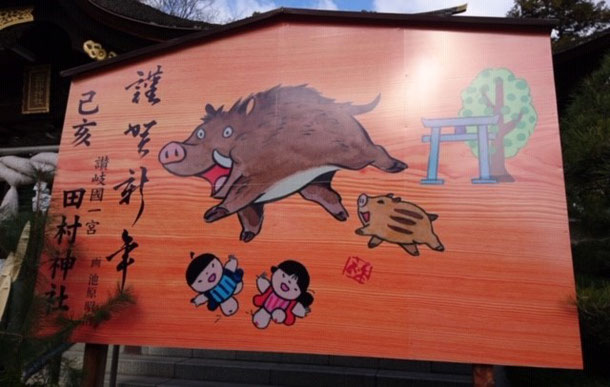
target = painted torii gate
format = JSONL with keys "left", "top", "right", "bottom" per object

{"left": 420, "top": 115, "right": 499, "bottom": 184}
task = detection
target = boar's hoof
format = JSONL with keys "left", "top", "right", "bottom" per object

{"left": 204, "top": 206, "right": 229, "bottom": 223}
{"left": 240, "top": 231, "right": 256, "bottom": 243}
{"left": 355, "top": 228, "right": 365, "bottom": 236}
{"left": 387, "top": 160, "right": 408, "bottom": 173}
{"left": 334, "top": 211, "right": 348, "bottom": 221}
{"left": 435, "top": 244, "right": 445, "bottom": 252}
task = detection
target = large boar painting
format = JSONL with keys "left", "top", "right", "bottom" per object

{"left": 159, "top": 85, "right": 407, "bottom": 242}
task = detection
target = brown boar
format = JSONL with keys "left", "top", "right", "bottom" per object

{"left": 159, "top": 85, "right": 407, "bottom": 242}
{"left": 355, "top": 193, "right": 444, "bottom": 256}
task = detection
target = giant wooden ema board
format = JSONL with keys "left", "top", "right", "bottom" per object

{"left": 40, "top": 18, "right": 582, "bottom": 369}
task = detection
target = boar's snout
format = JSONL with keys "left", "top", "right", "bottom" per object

{"left": 159, "top": 142, "right": 186, "bottom": 165}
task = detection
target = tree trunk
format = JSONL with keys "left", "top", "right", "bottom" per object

{"left": 489, "top": 78, "right": 515, "bottom": 182}
{"left": 490, "top": 133, "right": 514, "bottom": 182}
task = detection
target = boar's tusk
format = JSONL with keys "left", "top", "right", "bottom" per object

{"left": 213, "top": 150, "right": 233, "bottom": 168}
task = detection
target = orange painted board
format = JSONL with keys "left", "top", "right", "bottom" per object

{"left": 39, "top": 21, "right": 582, "bottom": 369}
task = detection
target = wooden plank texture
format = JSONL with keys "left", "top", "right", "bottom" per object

{"left": 39, "top": 21, "right": 581, "bottom": 369}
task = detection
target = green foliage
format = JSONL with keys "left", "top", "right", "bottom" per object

{"left": 459, "top": 68, "right": 538, "bottom": 158}
{"left": 507, "top": 367, "right": 610, "bottom": 386}
{"left": 561, "top": 54, "right": 610, "bottom": 376}
{"left": 507, "top": 0, "right": 610, "bottom": 50}
{"left": 561, "top": 53, "right": 610, "bottom": 233}
{"left": 0, "top": 209, "right": 135, "bottom": 386}
{"left": 54, "top": 285, "right": 135, "bottom": 330}
{"left": 577, "top": 278, "right": 610, "bottom": 346}
{"left": 574, "top": 274, "right": 610, "bottom": 375}
{"left": 572, "top": 239, "right": 610, "bottom": 277}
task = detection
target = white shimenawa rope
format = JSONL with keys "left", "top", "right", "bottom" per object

{"left": 0, "top": 152, "right": 57, "bottom": 221}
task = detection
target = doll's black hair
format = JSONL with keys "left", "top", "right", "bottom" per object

{"left": 271, "top": 260, "right": 314, "bottom": 307}
{"left": 186, "top": 253, "right": 217, "bottom": 286}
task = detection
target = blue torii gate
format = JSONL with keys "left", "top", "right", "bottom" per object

{"left": 420, "top": 115, "right": 499, "bottom": 185}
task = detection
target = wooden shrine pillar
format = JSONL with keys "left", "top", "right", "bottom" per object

{"left": 81, "top": 343, "right": 108, "bottom": 387}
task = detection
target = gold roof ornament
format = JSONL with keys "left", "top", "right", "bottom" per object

{"left": 0, "top": 7, "right": 34, "bottom": 31}
{"left": 83, "top": 40, "right": 117, "bottom": 61}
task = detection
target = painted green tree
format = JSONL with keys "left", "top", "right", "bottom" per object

{"left": 459, "top": 68, "right": 538, "bottom": 182}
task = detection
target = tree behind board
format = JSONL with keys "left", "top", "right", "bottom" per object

{"left": 507, "top": 0, "right": 610, "bottom": 50}
{"left": 139, "top": 0, "right": 220, "bottom": 21}
{"left": 561, "top": 53, "right": 610, "bottom": 374}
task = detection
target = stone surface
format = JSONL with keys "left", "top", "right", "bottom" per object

{"left": 112, "top": 375, "right": 170, "bottom": 387}
{"left": 270, "top": 363, "right": 377, "bottom": 387}
{"left": 430, "top": 361, "right": 472, "bottom": 375}
{"left": 161, "top": 379, "right": 272, "bottom": 387}
{"left": 64, "top": 344, "right": 473, "bottom": 386}
{"left": 144, "top": 347, "right": 193, "bottom": 358}
{"left": 378, "top": 358, "right": 432, "bottom": 373}
{"left": 175, "top": 358, "right": 272, "bottom": 384}
{"left": 377, "top": 370, "right": 471, "bottom": 387}
{"left": 116, "top": 355, "right": 189, "bottom": 378}
{"left": 192, "top": 349, "right": 238, "bottom": 360}
{"left": 329, "top": 355, "right": 379, "bottom": 368}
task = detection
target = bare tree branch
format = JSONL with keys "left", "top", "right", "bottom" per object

{"left": 141, "top": 0, "right": 220, "bottom": 22}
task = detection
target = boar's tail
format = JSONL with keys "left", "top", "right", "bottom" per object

{"left": 348, "top": 94, "right": 381, "bottom": 116}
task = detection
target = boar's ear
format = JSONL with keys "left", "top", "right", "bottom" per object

{"left": 392, "top": 196, "right": 401, "bottom": 203}
{"left": 205, "top": 104, "right": 217, "bottom": 117}
{"left": 238, "top": 96, "right": 255, "bottom": 115}
{"left": 428, "top": 213, "right": 439, "bottom": 221}
{"left": 386, "top": 193, "right": 394, "bottom": 198}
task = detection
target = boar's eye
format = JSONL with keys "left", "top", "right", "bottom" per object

{"left": 196, "top": 128, "right": 205, "bottom": 139}
{"left": 377, "top": 200, "right": 385, "bottom": 204}
{"left": 358, "top": 195, "right": 367, "bottom": 206}
{"left": 223, "top": 126, "right": 233, "bottom": 138}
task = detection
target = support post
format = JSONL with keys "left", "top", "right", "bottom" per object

{"left": 81, "top": 343, "right": 108, "bottom": 387}
{"left": 109, "top": 345, "right": 120, "bottom": 387}
{"left": 421, "top": 127, "right": 444, "bottom": 184}
{"left": 473, "top": 364, "right": 495, "bottom": 387}
{"left": 472, "top": 125, "right": 496, "bottom": 184}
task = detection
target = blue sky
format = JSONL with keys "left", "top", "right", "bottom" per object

{"left": 263, "top": 0, "right": 377, "bottom": 11}
{"left": 211, "top": 0, "right": 517, "bottom": 22}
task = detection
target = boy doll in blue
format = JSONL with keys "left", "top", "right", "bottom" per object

{"left": 186, "top": 253, "right": 243, "bottom": 316}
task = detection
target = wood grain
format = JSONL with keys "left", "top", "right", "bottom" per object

{"left": 39, "top": 22, "right": 581, "bottom": 369}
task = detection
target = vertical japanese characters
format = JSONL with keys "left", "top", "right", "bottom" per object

{"left": 45, "top": 155, "right": 113, "bottom": 315}
{"left": 45, "top": 61, "right": 165, "bottom": 314}
{"left": 45, "top": 189, "right": 84, "bottom": 314}
{"left": 72, "top": 91, "right": 99, "bottom": 147}
{"left": 114, "top": 65, "right": 163, "bottom": 227}
{"left": 106, "top": 230, "right": 138, "bottom": 292}
{"left": 125, "top": 65, "right": 163, "bottom": 106}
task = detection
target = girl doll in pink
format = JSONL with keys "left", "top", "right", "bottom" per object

{"left": 252, "top": 260, "right": 313, "bottom": 329}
